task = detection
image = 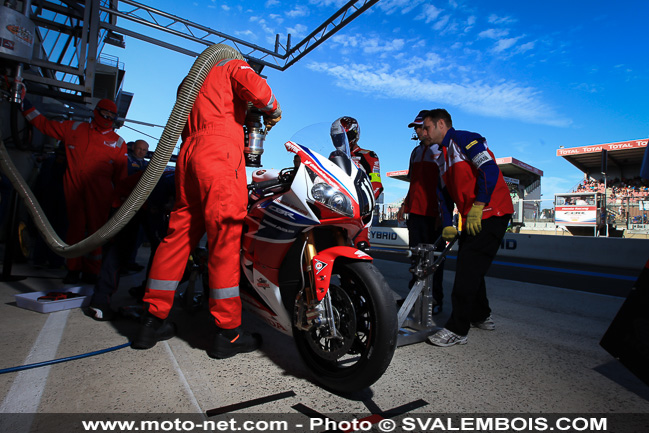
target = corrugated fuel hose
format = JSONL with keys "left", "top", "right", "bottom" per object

{"left": 0, "top": 44, "right": 244, "bottom": 258}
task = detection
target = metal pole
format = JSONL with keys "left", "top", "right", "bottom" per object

{"left": 605, "top": 177, "right": 609, "bottom": 237}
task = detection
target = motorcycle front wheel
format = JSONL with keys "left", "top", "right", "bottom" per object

{"left": 293, "top": 260, "right": 398, "bottom": 394}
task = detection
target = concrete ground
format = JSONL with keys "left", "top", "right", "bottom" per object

{"left": 1, "top": 248, "right": 648, "bottom": 432}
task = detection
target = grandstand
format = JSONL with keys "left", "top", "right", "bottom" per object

{"left": 557, "top": 138, "right": 649, "bottom": 235}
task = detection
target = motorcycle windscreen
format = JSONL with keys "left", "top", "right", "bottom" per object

{"left": 329, "top": 131, "right": 353, "bottom": 176}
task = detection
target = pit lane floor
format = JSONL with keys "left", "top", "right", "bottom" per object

{"left": 1, "top": 247, "right": 648, "bottom": 432}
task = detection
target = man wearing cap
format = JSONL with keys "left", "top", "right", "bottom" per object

{"left": 421, "top": 108, "right": 513, "bottom": 347}
{"left": 22, "top": 98, "right": 128, "bottom": 284}
{"left": 397, "top": 110, "right": 446, "bottom": 314}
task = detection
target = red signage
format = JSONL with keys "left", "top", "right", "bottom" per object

{"left": 495, "top": 157, "right": 544, "bottom": 176}
{"left": 556, "top": 139, "right": 648, "bottom": 156}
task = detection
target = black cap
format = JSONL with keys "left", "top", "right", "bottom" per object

{"left": 408, "top": 110, "right": 429, "bottom": 128}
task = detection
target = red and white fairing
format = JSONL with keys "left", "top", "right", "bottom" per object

{"left": 240, "top": 140, "right": 375, "bottom": 335}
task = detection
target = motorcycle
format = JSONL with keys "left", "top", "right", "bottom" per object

{"left": 238, "top": 127, "right": 398, "bottom": 393}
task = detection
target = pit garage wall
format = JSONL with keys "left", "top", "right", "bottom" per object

{"left": 369, "top": 227, "right": 648, "bottom": 271}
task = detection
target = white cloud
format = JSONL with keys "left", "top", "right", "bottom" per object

{"left": 250, "top": 16, "right": 275, "bottom": 35}
{"left": 418, "top": 4, "right": 443, "bottom": 23}
{"left": 465, "top": 15, "right": 476, "bottom": 32}
{"left": 331, "top": 34, "right": 359, "bottom": 48}
{"left": 478, "top": 29, "right": 533, "bottom": 55}
{"left": 365, "top": 38, "right": 405, "bottom": 54}
{"left": 378, "top": 0, "right": 426, "bottom": 15}
{"left": 398, "top": 53, "right": 444, "bottom": 74}
{"left": 516, "top": 41, "right": 535, "bottom": 54}
{"left": 488, "top": 14, "right": 517, "bottom": 25}
{"left": 478, "top": 28, "right": 510, "bottom": 39}
{"left": 306, "top": 61, "right": 572, "bottom": 127}
{"left": 286, "top": 5, "right": 309, "bottom": 18}
{"left": 234, "top": 29, "right": 255, "bottom": 39}
{"left": 492, "top": 37, "right": 522, "bottom": 53}
{"left": 287, "top": 23, "right": 308, "bottom": 39}
{"left": 308, "top": 0, "right": 348, "bottom": 8}
{"left": 574, "top": 83, "right": 598, "bottom": 93}
{"left": 268, "top": 14, "right": 284, "bottom": 25}
{"left": 331, "top": 34, "right": 406, "bottom": 55}
{"left": 433, "top": 14, "right": 452, "bottom": 32}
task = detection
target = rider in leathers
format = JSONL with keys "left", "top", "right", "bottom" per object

{"left": 133, "top": 59, "right": 282, "bottom": 359}
{"left": 330, "top": 117, "right": 383, "bottom": 249}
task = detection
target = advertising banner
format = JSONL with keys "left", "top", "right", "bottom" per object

{"left": 555, "top": 206, "right": 597, "bottom": 225}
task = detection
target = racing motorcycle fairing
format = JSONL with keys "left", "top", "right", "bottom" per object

{"left": 237, "top": 129, "right": 397, "bottom": 393}
{"left": 241, "top": 266, "right": 292, "bottom": 335}
{"left": 241, "top": 140, "right": 378, "bottom": 336}
{"left": 311, "top": 246, "right": 372, "bottom": 301}
{"left": 285, "top": 141, "right": 365, "bottom": 219}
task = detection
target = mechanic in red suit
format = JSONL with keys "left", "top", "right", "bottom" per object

{"left": 330, "top": 116, "right": 383, "bottom": 249}
{"left": 132, "top": 58, "right": 282, "bottom": 359}
{"left": 22, "top": 98, "right": 127, "bottom": 284}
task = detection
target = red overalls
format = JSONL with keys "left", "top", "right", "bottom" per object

{"left": 23, "top": 107, "right": 127, "bottom": 274}
{"left": 144, "top": 59, "right": 280, "bottom": 329}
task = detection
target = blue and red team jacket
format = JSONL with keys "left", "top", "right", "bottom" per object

{"left": 438, "top": 127, "right": 513, "bottom": 228}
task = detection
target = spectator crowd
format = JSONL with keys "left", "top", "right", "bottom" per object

{"left": 575, "top": 176, "right": 648, "bottom": 201}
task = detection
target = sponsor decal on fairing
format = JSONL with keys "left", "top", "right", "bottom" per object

{"left": 314, "top": 259, "right": 328, "bottom": 274}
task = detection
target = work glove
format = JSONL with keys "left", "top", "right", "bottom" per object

{"left": 466, "top": 203, "right": 485, "bottom": 236}
{"left": 442, "top": 226, "right": 458, "bottom": 242}
{"left": 264, "top": 114, "right": 281, "bottom": 131}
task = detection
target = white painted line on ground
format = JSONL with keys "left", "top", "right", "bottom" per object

{"left": 163, "top": 341, "right": 205, "bottom": 416}
{"left": 0, "top": 310, "right": 70, "bottom": 432}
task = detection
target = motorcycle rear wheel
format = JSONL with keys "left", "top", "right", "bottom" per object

{"left": 293, "top": 260, "right": 398, "bottom": 394}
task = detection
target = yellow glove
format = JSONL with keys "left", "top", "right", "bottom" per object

{"left": 442, "top": 226, "right": 458, "bottom": 242}
{"left": 466, "top": 203, "right": 485, "bottom": 236}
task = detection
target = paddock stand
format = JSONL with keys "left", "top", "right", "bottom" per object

{"left": 368, "top": 235, "right": 458, "bottom": 347}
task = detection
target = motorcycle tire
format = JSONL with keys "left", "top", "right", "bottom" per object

{"left": 293, "top": 260, "right": 398, "bottom": 394}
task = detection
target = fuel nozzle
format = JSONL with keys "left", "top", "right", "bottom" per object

{"left": 243, "top": 108, "right": 267, "bottom": 167}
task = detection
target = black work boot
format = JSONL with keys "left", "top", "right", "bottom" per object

{"left": 131, "top": 312, "right": 176, "bottom": 350}
{"left": 208, "top": 326, "right": 262, "bottom": 359}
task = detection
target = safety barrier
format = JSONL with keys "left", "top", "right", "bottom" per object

{"left": 369, "top": 226, "right": 648, "bottom": 271}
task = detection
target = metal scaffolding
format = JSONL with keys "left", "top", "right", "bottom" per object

{"left": 3, "top": 0, "right": 378, "bottom": 105}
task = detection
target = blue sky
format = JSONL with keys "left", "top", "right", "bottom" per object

{"left": 104, "top": 0, "right": 649, "bottom": 209}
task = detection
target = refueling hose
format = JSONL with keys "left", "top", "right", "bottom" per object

{"left": 0, "top": 44, "right": 244, "bottom": 258}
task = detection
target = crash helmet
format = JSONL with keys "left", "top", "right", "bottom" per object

{"left": 331, "top": 116, "right": 360, "bottom": 148}
{"left": 93, "top": 99, "right": 118, "bottom": 129}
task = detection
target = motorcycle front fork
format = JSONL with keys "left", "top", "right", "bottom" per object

{"left": 294, "top": 230, "right": 344, "bottom": 340}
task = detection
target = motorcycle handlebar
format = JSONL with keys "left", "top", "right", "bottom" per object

{"left": 247, "top": 167, "right": 296, "bottom": 193}
{"left": 248, "top": 177, "right": 284, "bottom": 191}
